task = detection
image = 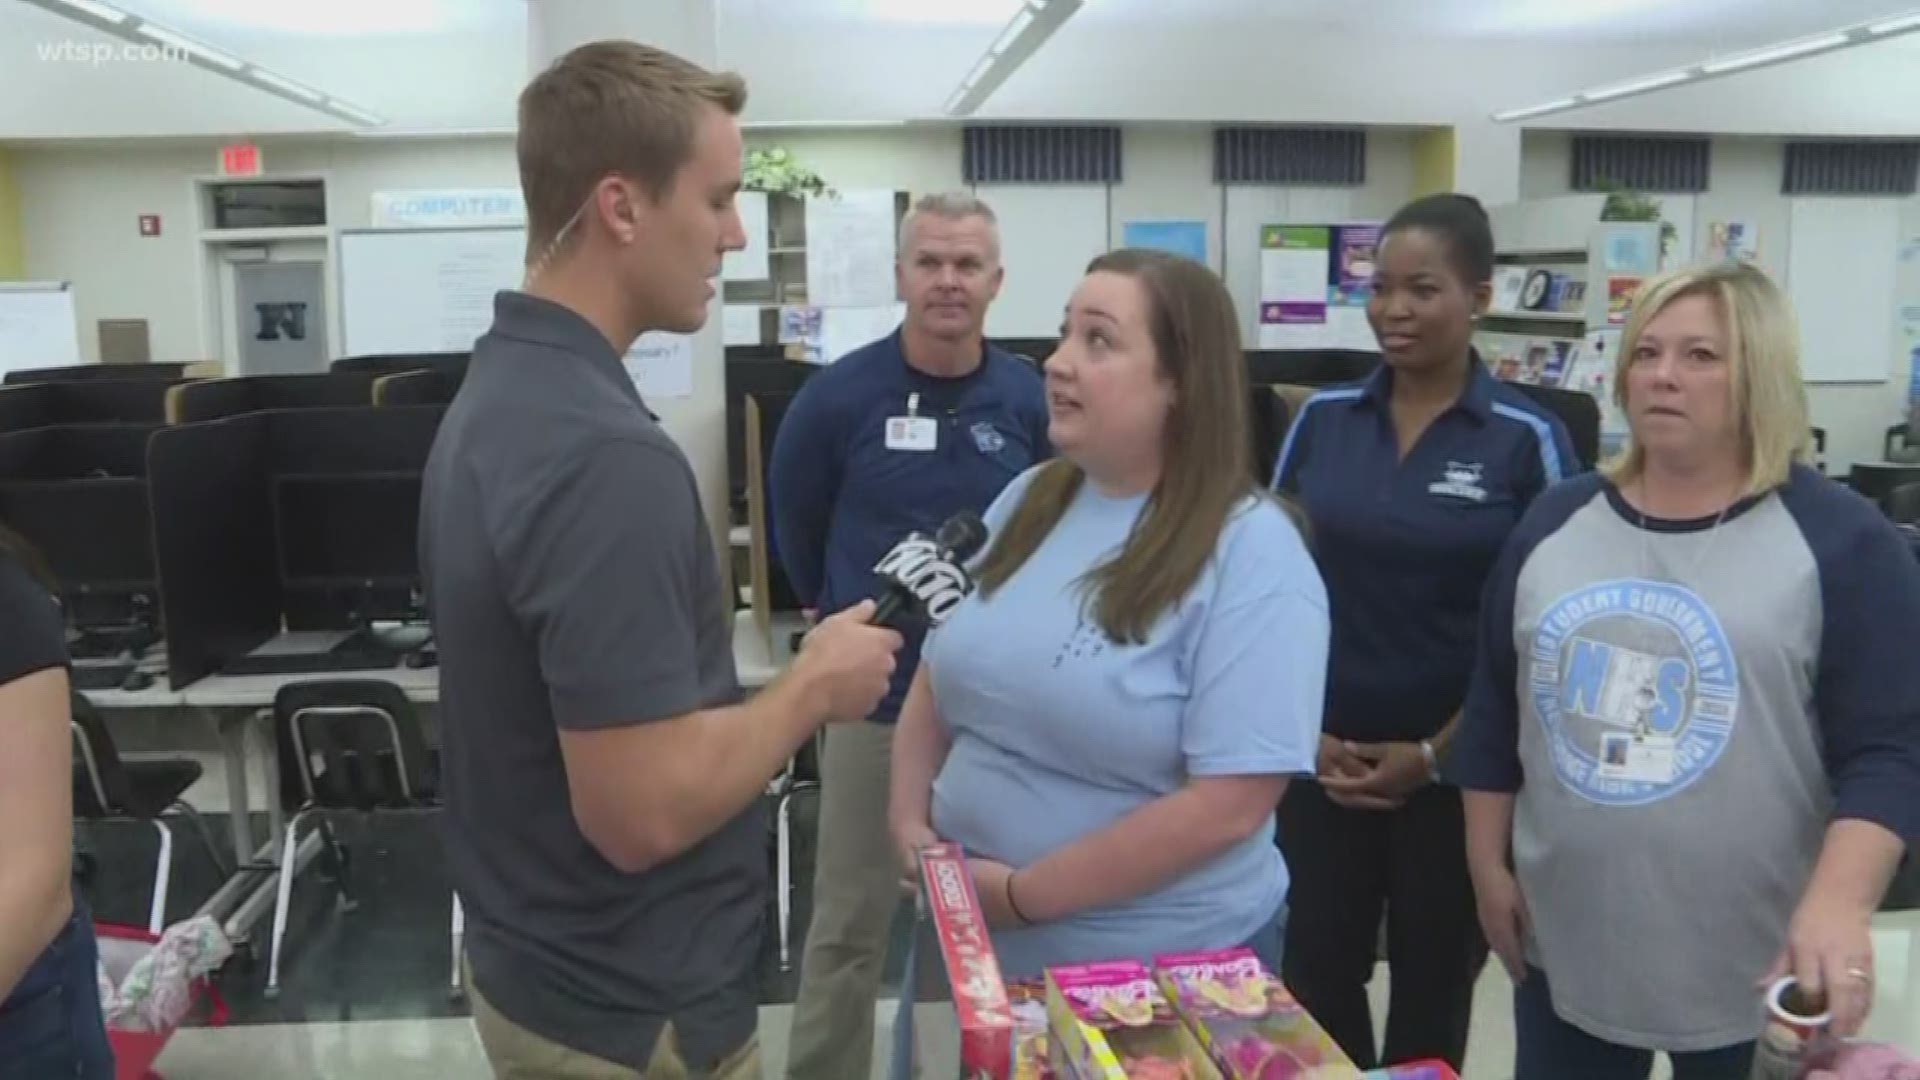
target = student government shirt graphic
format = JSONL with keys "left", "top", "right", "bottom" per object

{"left": 1529, "top": 578, "right": 1740, "bottom": 806}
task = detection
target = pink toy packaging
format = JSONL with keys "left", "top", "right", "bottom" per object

{"left": 1153, "top": 948, "right": 1363, "bottom": 1079}
{"left": 1045, "top": 960, "right": 1222, "bottom": 1079}
{"left": 1006, "top": 979, "right": 1058, "bottom": 1079}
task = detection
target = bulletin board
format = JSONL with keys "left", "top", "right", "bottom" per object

{"left": 1255, "top": 223, "right": 1382, "bottom": 351}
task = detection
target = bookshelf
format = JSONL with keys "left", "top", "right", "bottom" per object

{"left": 722, "top": 190, "right": 911, "bottom": 353}
{"left": 1478, "top": 196, "right": 1662, "bottom": 454}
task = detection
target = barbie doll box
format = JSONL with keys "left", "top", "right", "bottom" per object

{"left": 918, "top": 842, "right": 1016, "bottom": 1078}
{"left": 1045, "top": 959, "right": 1222, "bottom": 1079}
{"left": 1153, "top": 948, "right": 1363, "bottom": 1079}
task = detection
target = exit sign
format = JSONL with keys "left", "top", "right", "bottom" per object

{"left": 219, "top": 142, "right": 262, "bottom": 177}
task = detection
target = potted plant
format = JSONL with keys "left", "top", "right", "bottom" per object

{"left": 744, "top": 147, "right": 834, "bottom": 199}
{"left": 1594, "top": 177, "right": 1678, "bottom": 260}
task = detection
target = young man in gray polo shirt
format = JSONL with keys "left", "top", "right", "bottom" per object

{"left": 419, "top": 41, "right": 902, "bottom": 1080}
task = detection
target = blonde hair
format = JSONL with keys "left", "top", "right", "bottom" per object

{"left": 1602, "top": 261, "right": 1811, "bottom": 498}
{"left": 517, "top": 41, "right": 747, "bottom": 262}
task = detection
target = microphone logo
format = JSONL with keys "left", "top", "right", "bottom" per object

{"left": 872, "top": 535, "right": 972, "bottom": 625}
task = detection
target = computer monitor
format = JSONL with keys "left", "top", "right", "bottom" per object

{"left": 0, "top": 477, "right": 159, "bottom": 637}
{"left": 271, "top": 470, "right": 424, "bottom": 627}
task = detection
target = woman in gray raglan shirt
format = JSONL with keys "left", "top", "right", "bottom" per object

{"left": 1450, "top": 260, "right": 1920, "bottom": 1080}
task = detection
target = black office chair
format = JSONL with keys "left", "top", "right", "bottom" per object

{"left": 1849, "top": 463, "right": 1920, "bottom": 516}
{"left": 69, "top": 692, "right": 229, "bottom": 934}
{"left": 1507, "top": 382, "right": 1602, "bottom": 472}
{"left": 1887, "top": 482, "right": 1920, "bottom": 525}
{"left": 264, "top": 679, "right": 458, "bottom": 999}
{"left": 1246, "top": 385, "right": 1294, "bottom": 487}
{"left": 1811, "top": 427, "right": 1828, "bottom": 474}
{"left": 1887, "top": 422, "right": 1920, "bottom": 465}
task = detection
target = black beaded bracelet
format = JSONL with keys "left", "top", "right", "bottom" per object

{"left": 1005, "top": 871, "right": 1034, "bottom": 926}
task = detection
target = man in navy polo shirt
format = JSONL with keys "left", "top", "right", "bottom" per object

{"left": 771, "top": 192, "right": 1049, "bottom": 1079}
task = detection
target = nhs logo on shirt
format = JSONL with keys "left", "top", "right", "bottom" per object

{"left": 1528, "top": 579, "right": 1739, "bottom": 806}
{"left": 1428, "top": 460, "right": 1488, "bottom": 502}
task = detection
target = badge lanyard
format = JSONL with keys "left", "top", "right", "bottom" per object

{"left": 1630, "top": 481, "right": 1729, "bottom": 742}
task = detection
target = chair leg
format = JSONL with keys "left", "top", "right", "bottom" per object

{"left": 449, "top": 893, "right": 465, "bottom": 1002}
{"left": 171, "top": 799, "right": 234, "bottom": 879}
{"left": 777, "top": 790, "right": 793, "bottom": 972}
{"left": 148, "top": 819, "right": 175, "bottom": 936}
{"left": 265, "top": 809, "right": 311, "bottom": 1000}
{"left": 318, "top": 817, "right": 356, "bottom": 914}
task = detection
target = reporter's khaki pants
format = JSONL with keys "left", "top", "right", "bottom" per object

{"left": 467, "top": 958, "right": 762, "bottom": 1080}
{"left": 785, "top": 721, "right": 906, "bottom": 1080}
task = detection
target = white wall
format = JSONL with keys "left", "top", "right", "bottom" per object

{"left": 1518, "top": 131, "right": 1918, "bottom": 474}
{"left": 1107, "top": 125, "right": 1221, "bottom": 269}
{"left": 1221, "top": 129, "right": 1418, "bottom": 344}
{"left": 14, "top": 135, "right": 520, "bottom": 365}
{"left": 14, "top": 121, "right": 1420, "bottom": 363}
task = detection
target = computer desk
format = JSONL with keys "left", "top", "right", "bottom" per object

{"left": 79, "top": 610, "right": 804, "bottom": 941}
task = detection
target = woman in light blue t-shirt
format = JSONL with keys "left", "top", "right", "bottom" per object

{"left": 888, "top": 248, "right": 1331, "bottom": 979}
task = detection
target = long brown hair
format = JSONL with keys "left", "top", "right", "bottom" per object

{"left": 974, "top": 248, "right": 1255, "bottom": 645}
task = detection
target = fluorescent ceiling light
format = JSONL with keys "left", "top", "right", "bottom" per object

{"left": 1492, "top": 98, "right": 1578, "bottom": 123}
{"left": 862, "top": 0, "right": 1027, "bottom": 24}
{"left": 21, "top": 0, "right": 387, "bottom": 126}
{"left": 1582, "top": 69, "right": 1690, "bottom": 102}
{"left": 47, "top": 0, "right": 129, "bottom": 22}
{"left": 328, "top": 103, "right": 388, "bottom": 127}
{"left": 248, "top": 67, "right": 325, "bottom": 104}
{"left": 963, "top": 53, "right": 995, "bottom": 87}
{"left": 126, "top": 0, "right": 490, "bottom": 35}
{"left": 1492, "top": 10, "right": 1920, "bottom": 123}
{"left": 1701, "top": 32, "right": 1847, "bottom": 74}
{"left": 134, "top": 21, "right": 245, "bottom": 70}
{"left": 943, "top": 0, "right": 1085, "bottom": 116}
{"left": 1869, "top": 11, "right": 1920, "bottom": 34}
{"left": 990, "top": 7, "right": 1037, "bottom": 54}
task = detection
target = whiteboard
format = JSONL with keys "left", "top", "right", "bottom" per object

{"left": 981, "top": 185, "right": 1110, "bottom": 338}
{"left": 1787, "top": 198, "right": 1899, "bottom": 383}
{"left": 806, "top": 190, "right": 897, "bottom": 307}
{"left": 0, "top": 282, "right": 83, "bottom": 376}
{"left": 337, "top": 227, "right": 527, "bottom": 356}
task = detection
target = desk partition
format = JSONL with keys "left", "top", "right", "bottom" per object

{"left": 0, "top": 422, "right": 165, "bottom": 648}
{"left": 149, "top": 406, "right": 445, "bottom": 688}
{"left": 168, "top": 372, "right": 379, "bottom": 424}
{"left": 0, "top": 380, "right": 180, "bottom": 432}
{"left": 149, "top": 414, "right": 279, "bottom": 689}
{"left": 4, "top": 362, "right": 194, "bottom": 386}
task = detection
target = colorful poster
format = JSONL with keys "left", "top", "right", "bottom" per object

{"left": 1259, "top": 226, "right": 1330, "bottom": 325}
{"left": 1606, "top": 230, "right": 1656, "bottom": 274}
{"left": 1607, "top": 276, "right": 1643, "bottom": 326}
{"left": 1123, "top": 220, "right": 1208, "bottom": 264}
{"left": 1331, "top": 224, "right": 1381, "bottom": 305}
{"left": 1706, "top": 221, "right": 1759, "bottom": 263}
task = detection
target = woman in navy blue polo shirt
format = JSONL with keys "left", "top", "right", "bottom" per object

{"left": 1271, "top": 193, "right": 1575, "bottom": 1071}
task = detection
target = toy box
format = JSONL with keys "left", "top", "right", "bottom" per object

{"left": 1007, "top": 979, "right": 1057, "bottom": 1079}
{"left": 918, "top": 843, "right": 1015, "bottom": 1079}
{"left": 1153, "top": 948, "right": 1362, "bottom": 1079}
{"left": 1359, "top": 1064, "right": 1458, "bottom": 1080}
{"left": 1046, "top": 959, "right": 1222, "bottom": 1079}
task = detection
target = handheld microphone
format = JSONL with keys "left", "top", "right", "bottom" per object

{"left": 869, "top": 511, "right": 990, "bottom": 631}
